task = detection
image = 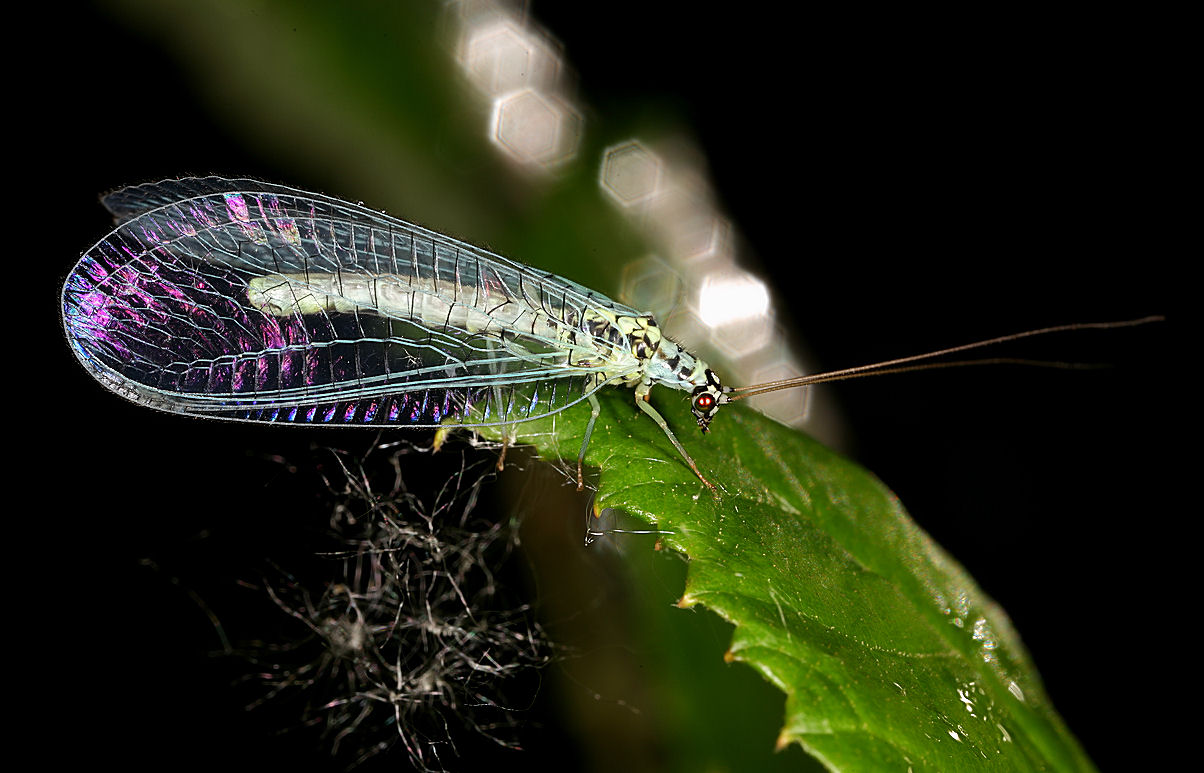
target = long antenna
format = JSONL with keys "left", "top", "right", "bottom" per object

{"left": 727, "top": 316, "right": 1164, "bottom": 401}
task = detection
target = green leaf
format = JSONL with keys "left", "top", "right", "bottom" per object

{"left": 484, "top": 389, "right": 1096, "bottom": 773}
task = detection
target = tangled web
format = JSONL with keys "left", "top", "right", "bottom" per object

{"left": 246, "top": 442, "right": 551, "bottom": 770}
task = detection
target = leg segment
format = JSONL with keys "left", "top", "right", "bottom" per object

{"left": 577, "top": 392, "right": 602, "bottom": 490}
{"left": 634, "top": 388, "right": 717, "bottom": 493}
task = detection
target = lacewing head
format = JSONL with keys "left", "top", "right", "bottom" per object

{"left": 689, "top": 369, "right": 732, "bottom": 433}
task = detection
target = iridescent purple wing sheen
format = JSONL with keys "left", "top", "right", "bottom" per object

{"left": 62, "top": 177, "right": 642, "bottom": 427}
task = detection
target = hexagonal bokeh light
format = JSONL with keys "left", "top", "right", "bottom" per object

{"left": 457, "top": 15, "right": 562, "bottom": 97}
{"left": 452, "top": 3, "right": 581, "bottom": 170}
{"left": 490, "top": 89, "right": 581, "bottom": 167}
{"left": 600, "top": 141, "right": 663, "bottom": 206}
{"left": 697, "top": 271, "right": 769, "bottom": 328}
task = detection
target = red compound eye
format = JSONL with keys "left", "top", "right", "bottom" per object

{"left": 695, "top": 393, "right": 715, "bottom": 411}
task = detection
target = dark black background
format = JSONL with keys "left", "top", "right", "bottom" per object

{"left": 29, "top": 2, "right": 1179, "bottom": 770}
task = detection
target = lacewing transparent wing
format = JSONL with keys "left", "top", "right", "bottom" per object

{"left": 62, "top": 177, "right": 645, "bottom": 429}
